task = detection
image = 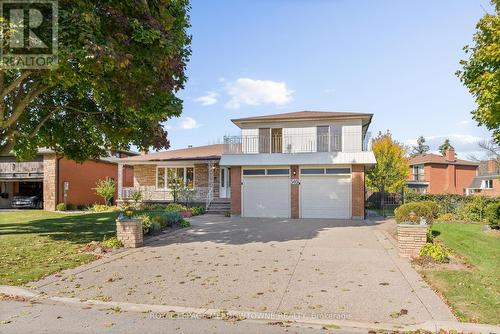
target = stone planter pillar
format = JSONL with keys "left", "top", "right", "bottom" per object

{"left": 397, "top": 224, "right": 427, "bottom": 258}
{"left": 116, "top": 217, "right": 143, "bottom": 248}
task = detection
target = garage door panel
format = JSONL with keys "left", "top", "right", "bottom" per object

{"left": 301, "top": 176, "right": 350, "bottom": 219}
{"left": 242, "top": 176, "right": 289, "bottom": 218}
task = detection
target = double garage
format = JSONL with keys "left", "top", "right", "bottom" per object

{"left": 241, "top": 166, "right": 352, "bottom": 219}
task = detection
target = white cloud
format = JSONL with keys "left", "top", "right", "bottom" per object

{"left": 457, "top": 120, "right": 470, "bottom": 126}
{"left": 179, "top": 117, "right": 200, "bottom": 130}
{"left": 224, "top": 78, "right": 293, "bottom": 109}
{"left": 194, "top": 92, "right": 218, "bottom": 106}
{"left": 324, "top": 88, "right": 336, "bottom": 94}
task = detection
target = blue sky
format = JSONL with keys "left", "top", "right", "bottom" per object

{"left": 166, "top": 0, "right": 494, "bottom": 158}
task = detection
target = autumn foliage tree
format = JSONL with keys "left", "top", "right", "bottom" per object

{"left": 0, "top": 1, "right": 191, "bottom": 161}
{"left": 366, "top": 131, "right": 409, "bottom": 208}
{"left": 457, "top": 0, "right": 500, "bottom": 143}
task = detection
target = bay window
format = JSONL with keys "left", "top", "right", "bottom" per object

{"left": 157, "top": 167, "right": 194, "bottom": 190}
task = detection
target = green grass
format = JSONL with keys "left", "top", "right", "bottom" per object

{"left": 0, "top": 210, "right": 119, "bottom": 286}
{"left": 423, "top": 223, "right": 500, "bottom": 325}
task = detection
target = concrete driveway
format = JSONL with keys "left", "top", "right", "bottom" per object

{"left": 35, "top": 215, "right": 455, "bottom": 325}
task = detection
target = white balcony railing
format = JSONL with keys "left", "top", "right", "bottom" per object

{"left": 121, "top": 186, "right": 213, "bottom": 203}
{"left": 224, "top": 132, "right": 370, "bottom": 154}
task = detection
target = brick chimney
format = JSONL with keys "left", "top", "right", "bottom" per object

{"left": 445, "top": 148, "right": 456, "bottom": 162}
{"left": 486, "top": 160, "right": 499, "bottom": 173}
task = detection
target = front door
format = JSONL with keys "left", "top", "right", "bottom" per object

{"left": 219, "top": 167, "right": 231, "bottom": 198}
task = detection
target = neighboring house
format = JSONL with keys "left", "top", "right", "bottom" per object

{"left": 119, "top": 111, "right": 376, "bottom": 219}
{"left": 407, "top": 148, "right": 479, "bottom": 195}
{"left": 117, "top": 144, "right": 226, "bottom": 211}
{"left": 465, "top": 160, "right": 500, "bottom": 197}
{"left": 0, "top": 150, "right": 136, "bottom": 210}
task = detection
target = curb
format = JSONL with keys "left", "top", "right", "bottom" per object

{"left": 1, "top": 286, "right": 498, "bottom": 333}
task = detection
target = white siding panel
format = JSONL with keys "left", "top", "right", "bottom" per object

{"left": 342, "top": 123, "right": 362, "bottom": 152}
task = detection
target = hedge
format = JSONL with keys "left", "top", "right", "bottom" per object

{"left": 395, "top": 202, "right": 434, "bottom": 224}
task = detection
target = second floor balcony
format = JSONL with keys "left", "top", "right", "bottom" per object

{"left": 0, "top": 161, "right": 44, "bottom": 180}
{"left": 224, "top": 132, "right": 370, "bottom": 154}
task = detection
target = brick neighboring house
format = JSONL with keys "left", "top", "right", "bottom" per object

{"left": 0, "top": 150, "right": 136, "bottom": 210}
{"left": 465, "top": 160, "right": 500, "bottom": 197}
{"left": 119, "top": 111, "right": 377, "bottom": 219}
{"left": 406, "top": 148, "right": 479, "bottom": 195}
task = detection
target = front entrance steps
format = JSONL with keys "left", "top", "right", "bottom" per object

{"left": 207, "top": 199, "right": 230, "bottom": 214}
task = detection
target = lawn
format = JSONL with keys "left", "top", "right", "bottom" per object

{"left": 0, "top": 210, "right": 119, "bottom": 286}
{"left": 422, "top": 222, "right": 500, "bottom": 325}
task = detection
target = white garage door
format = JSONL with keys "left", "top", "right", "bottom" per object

{"left": 242, "top": 174, "right": 290, "bottom": 218}
{"left": 300, "top": 168, "right": 351, "bottom": 219}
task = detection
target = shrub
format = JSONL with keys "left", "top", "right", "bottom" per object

{"left": 437, "top": 213, "right": 454, "bottom": 222}
{"left": 94, "top": 178, "right": 116, "bottom": 205}
{"left": 150, "top": 221, "right": 162, "bottom": 234}
{"left": 404, "top": 192, "right": 469, "bottom": 214}
{"left": 190, "top": 206, "right": 205, "bottom": 216}
{"left": 139, "top": 214, "right": 152, "bottom": 235}
{"left": 56, "top": 203, "right": 66, "bottom": 211}
{"left": 420, "top": 201, "right": 440, "bottom": 218}
{"left": 419, "top": 243, "right": 449, "bottom": 263}
{"left": 395, "top": 202, "right": 434, "bottom": 224}
{"left": 165, "top": 211, "right": 182, "bottom": 225}
{"left": 457, "top": 195, "right": 490, "bottom": 222}
{"left": 153, "top": 214, "right": 170, "bottom": 228}
{"left": 224, "top": 211, "right": 231, "bottom": 218}
{"left": 90, "top": 204, "right": 114, "bottom": 212}
{"left": 77, "top": 204, "right": 88, "bottom": 211}
{"left": 102, "top": 237, "right": 123, "bottom": 249}
{"left": 178, "top": 219, "right": 190, "bottom": 228}
{"left": 165, "top": 203, "right": 187, "bottom": 213}
{"left": 485, "top": 201, "right": 500, "bottom": 229}
{"left": 66, "top": 203, "right": 77, "bottom": 211}
{"left": 142, "top": 203, "right": 166, "bottom": 211}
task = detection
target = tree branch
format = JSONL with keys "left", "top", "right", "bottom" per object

{"left": 0, "top": 85, "right": 48, "bottom": 129}
{"left": 0, "top": 70, "right": 33, "bottom": 103}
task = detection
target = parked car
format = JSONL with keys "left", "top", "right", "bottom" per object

{"left": 11, "top": 196, "right": 41, "bottom": 209}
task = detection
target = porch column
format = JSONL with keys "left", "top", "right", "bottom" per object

{"left": 117, "top": 163, "right": 123, "bottom": 200}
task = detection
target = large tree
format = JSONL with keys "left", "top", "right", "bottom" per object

{"left": 411, "top": 135, "right": 430, "bottom": 156}
{"left": 457, "top": 0, "right": 500, "bottom": 143}
{"left": 438, "top": 138, "right": 454, "bottom": 156}
{"left": 366, "top": 131, "right": 408, "bottom": 207}
{"left": 0, "top": 1, "right": 191, "bottom": 161}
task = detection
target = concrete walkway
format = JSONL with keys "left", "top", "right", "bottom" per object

{"left": 33, "top": 215, "right": 455, "bottom": 326}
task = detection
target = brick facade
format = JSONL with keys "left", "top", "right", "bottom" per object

{"left": 397, "top": 224, "right": 427, "bottom": 258}
{"left": 230, "top": 166, "right": 241, "bottom": 215}
{"left": 351, "top": 164, "right": 365, "bottom": 219}
{"left": 290, "top": 165, "right": 300, "bottom": 218}
{"left": 116, "top": 218, "right": 143, "bottom": 248}
{"left": 132, "top": 162, "right": 221, "bottom": 202}
{"left": 43, "top": 154, "right": 58, "bottom": 211}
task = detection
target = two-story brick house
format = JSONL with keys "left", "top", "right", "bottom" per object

{"left": 118, "top": 111, "right": 376, "bottom": 219}
{"left": 406, "top": 148, "right": 479, "bottom": 195}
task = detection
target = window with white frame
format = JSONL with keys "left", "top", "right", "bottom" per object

{"left": 481, "top": 179, "right": 493, "bottom": 189}
{"left": 157, "top": 167, "right": 194, "bottom": 190}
